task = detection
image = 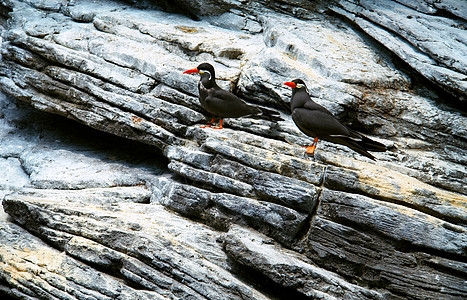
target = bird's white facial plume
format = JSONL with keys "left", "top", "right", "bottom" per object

{"left": 295, "top": 83, "right": 310, "bottom": 94}
{"left": 199, "top": 70, "right": 212, "bottom": 80}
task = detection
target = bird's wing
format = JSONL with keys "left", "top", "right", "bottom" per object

{"left": 292, "top": 108, "right": 361, "bottom": 141}
{"left": 205, "top": 88, "right": 258, "bottom": 117}
{"left": 211, "top": 89, "right": 245, "bottom": 103}
{"left": 302, "top": 100, "right": 335, "bottom": 115}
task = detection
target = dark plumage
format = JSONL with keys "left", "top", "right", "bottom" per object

{"left": 184, "top": 63, "right": 282, "bottom": 129}
{"left": 284, "top": 79, "right": 387, "bottom": 160}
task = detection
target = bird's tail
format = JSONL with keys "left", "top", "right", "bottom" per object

{"left": 358, "top": 135, "right": 387, "bottom": 152}
{"left": 346, "top": 134, "right": 387, "bottom": 160}
{"left": 248, "top": 106, "right": 284, "bottom": 122}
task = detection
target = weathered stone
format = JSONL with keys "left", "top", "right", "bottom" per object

{"left": 0, "top": 0, "right": 466, "bottom": 299}
{"left": 0, "top": 157, "right": 30, "bottom": 190}
{"left": 324, "top": 162, "right": 467, "bottom": 225}
{"left": 331, "top": 0, "right": 467, "bottom": 101}
{"left": 2, "top": 193, "right": 269, "bottom": 300}
{"left": 223, "top": 225, "right": 386, "bottom": 300}
{"left": 0, "top": 220, "right": 168, "bottom": 300}
{"left": 293, "top": 188, "right": 467, "bottom": 299}
{"left": 158, "top": 179, "right": 308, "bottom": 244}
{"left": 8, "top": 186, "right": 152, "bottom": 204}
{"left": 318, "top": 189, "right": 467, "bottom": 256}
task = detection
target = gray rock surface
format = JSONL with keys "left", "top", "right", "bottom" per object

{"left": 223, "top": 225, "right": 386, "bottom": 300}
{"left": 0, "top": 0, "right": 466, "bottom": 299}
{"left": 331, "top": 0, "right": 467, "bottom": 102}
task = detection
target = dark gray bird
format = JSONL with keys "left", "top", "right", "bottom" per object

{"left": 284, "top": 79, "right": 386, "bottom": 160}
{"left": 184, "top": 63, "right": 282, "bottom": 129}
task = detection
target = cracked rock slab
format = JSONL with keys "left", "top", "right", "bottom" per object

{"left": 2, "top": 191, "right": 270, "bottom": 300}
{"left": 295, "top": 189, "right": 467, "bottom": 299}
{"left": 1, "top": 0, "right": 467, "bottom": 299}
{"left": 157, "top": 179, "right": 309, "bottom": 245}
{"left": 332, "top": 0, "right": 467, "bottom": 101}
{"left": 0, "top": 220, "right": 168, "bottom": 300}
{"left": 223, "top": 225, "right": 386, "bottom": 300}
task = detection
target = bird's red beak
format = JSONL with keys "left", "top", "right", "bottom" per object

{"left": 183, "top": 68, "right": 199, "bottom": 74}
{"left": 284, "top": 82, "right": 296, "bottom": 88}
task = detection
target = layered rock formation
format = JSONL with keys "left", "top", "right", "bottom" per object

{"left": 0, "top": 0, "right": 466, "bottom": 299}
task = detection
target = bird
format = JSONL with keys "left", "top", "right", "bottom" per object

{"left": 183, "top": 63, "right": 282, "bottom": 129}
{"left": 284, "top": 79, "right": 387, "bottom": 160}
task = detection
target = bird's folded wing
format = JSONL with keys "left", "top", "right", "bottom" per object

{"left": 292, "top": 108, "right": 361, "bottom": 141}
{"left": 205, "top": 88, "right": 256, "bottom": 117}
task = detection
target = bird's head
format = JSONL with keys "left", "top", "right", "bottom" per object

{"left": 183, "top": 63, "right": 215, "bottom": 81}
{"left": 284, "top": 79, "right": 307, "bottom": 90}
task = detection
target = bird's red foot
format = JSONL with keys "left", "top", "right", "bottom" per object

{"left": 212, "top": 119, "right": 223, "bottom": 129}
{"left": 305, "top": 145, "right": 316, "bottom": 155}
{"left": 201, "top": 118, "right": 215, "bottom": 128}
{"left": 305, "top": 137, "right": 318, "bottom": 156}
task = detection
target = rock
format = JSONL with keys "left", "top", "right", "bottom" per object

{"left": 223, "top": 225, "right": 386, "bottom": 300}
{"left": 2, "top": 191, "right": 269, "bottom": 299}
{"left": 317, "top": 189, "right": 466, "bottom": 256}
{"left": 323, "top": 161, "right": 467, "bottom": 224}
{"left": 0, "top": 157, "right": 30, "bottom": 190}
{"left": 158, "top": 179, "right": 309, "bottom": 244}
{"left": 294, "top": 189, "right": 467, "bottom": 299}
{"left": 0, "top": 0, "right": 466, "bottom": 299}
{"left": 0, "top": 220, "right": 169, "bottom": 300}
{"left": 150, "top": 0, "right": 240, "bottom": 20}
{"left": 331, "top": 0, "right": 467, "bottom": 102}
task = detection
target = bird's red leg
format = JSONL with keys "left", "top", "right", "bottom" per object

{"left": 305, "top": 137, "right": 319, "bottom": 155}
{"left": 213, "top": 119, "right": 223, "bottom": 129}
{"left": 201, "top": 118, "right": 215, "bottom": 128}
